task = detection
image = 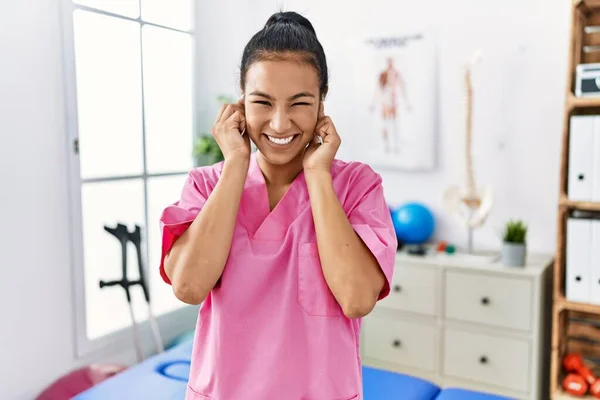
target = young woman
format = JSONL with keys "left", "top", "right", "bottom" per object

{"left": 159, "top": 11, "right": 397, "bottom": 399}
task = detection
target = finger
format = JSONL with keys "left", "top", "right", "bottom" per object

{"left": 234, "top": 108, "right": 246, "bottom": 133}
{"left": 315, "top": 119, "right": 340, "bottom": 145}
{"left": 315, "top": 117, "right": 329, "bottom": 131}
{"left": 215, "top": 104, "right": 227, "bottom": 124}
{"left": 226, "top": 110, "right": 246, "bottom": 133}
{"left": 218, "top": 104, "right": 234, "bottom": 123}
{"left": 315, "top": 117, "right": 332, "bottom": 137}
{"left": 219, "top": 104, "right": 243, "bottom": 123}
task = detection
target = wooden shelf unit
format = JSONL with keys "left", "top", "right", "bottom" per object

{"left": 556, "top": 294, "right": 600, "bottom": 314}
{"left": 551, "top": 1, "right": 600, "bottom": 398}
{"left": 559, "top": 196, "right": 600, "bottom": 211}
{"left": 568, "top": 94, "right": 600, "bottom": 110}
{"left": 555, "top": 389, "right": 596, "bottom": 400}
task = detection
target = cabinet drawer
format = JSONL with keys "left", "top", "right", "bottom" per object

{"left": 444, "top": 270, "right": 532, "bottom": 331}
{"left": 362, "top": 314, "right": 437, "bottom": 372}
{"left": 442, "top": 328, "right": 531, "bottom": 393}
{"left": 379, "top": 264, "right": 437, "bottom": 316}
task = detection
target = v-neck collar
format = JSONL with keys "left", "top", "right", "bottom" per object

{"left": 240, "top": 153, "right": 308, "bottom": 240}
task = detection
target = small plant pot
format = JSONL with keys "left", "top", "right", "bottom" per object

{"left": 502, "top": 242, "right": 526, "bottom": 267}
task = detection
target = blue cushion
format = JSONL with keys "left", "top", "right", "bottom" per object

{"left": 362, "top": 366, "right": 440, "bottom": 400}
{"left": 435, "top": 388, "right": 516, "bottom": 400}
{"left": 73, "top": 341, "right": 192, "bottom": 399}
{"left": 76, "top": 341, "right": 508, "bottom": 400}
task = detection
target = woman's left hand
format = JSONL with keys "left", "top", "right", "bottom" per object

{"left": 303, "top": 103, "right": 341, "bottom": 172}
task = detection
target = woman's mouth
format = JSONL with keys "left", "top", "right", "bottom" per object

{"left": 264, "top": 134, "right": 299, "bottom": 147}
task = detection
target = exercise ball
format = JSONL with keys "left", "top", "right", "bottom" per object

{"left": 391, "top": 202, "right": 435, "bottom": 244}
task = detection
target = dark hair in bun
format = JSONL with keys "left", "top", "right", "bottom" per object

{"left": 264, "top": 11, "right": 316, "bottom": 35}
{"left": 240, "top": 11, "right": 328, "bottom": 97}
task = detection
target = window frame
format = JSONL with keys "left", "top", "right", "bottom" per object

{"left": 59, "top": 0, "right": 199, "bottom": 358}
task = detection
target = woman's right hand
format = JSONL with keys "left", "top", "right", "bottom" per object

{"left": 211, "top": 98, "right": 250, "bottom": 162}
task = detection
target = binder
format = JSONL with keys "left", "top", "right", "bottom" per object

{"left": 566, "top": 218, "right": 592, "bottom": 303}
{"left": 568, "top": 116, "right": 595, "bottom": 202}
{"left": 594, "top": 120, "right": 600, "bottom": 201}
{"left": 592, "top": 220, "right": 600, "bottom": 306}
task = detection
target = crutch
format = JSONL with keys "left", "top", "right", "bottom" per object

{"left": 100, "top": 223, "right": 164, "bottom": 362}
{"left": 128, "top": 224, "right": 164, "bottom": 354}
{"left": 100, "top": 223, "right": 143, "bottom": 362}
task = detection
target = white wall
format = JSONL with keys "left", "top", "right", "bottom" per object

{"left": 0, "top": 1, "right": 194, "bottom": 399}
{"left": 196, "top": 0, "right": 570, "bottom": 254}
{"left": 0, "top": 1, "right": 77, "bottom": 398}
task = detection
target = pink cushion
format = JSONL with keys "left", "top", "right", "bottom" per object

{"left": 35, "top": 364, "right": 127, "bottom": 400}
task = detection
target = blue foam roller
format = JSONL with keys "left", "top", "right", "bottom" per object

{"left": 435, "top": 388, "right": 516, "bottom": 400}
{"left": 362, "top": 366, "right": 440, "bottom": 400}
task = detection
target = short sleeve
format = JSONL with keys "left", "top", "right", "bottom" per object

{"left": 158, "top": 171, "right": 207, "bottom": 285}
{"left": 347, "top": 167, "right": 397, "bottom": 300}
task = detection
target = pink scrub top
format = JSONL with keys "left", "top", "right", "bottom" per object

{"left": 159, "top": 153, "right": 397, "bottom": 400}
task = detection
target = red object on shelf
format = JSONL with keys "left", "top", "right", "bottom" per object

{"left": 591, "top": 379, "right": 600, "bottom": 398}
{"left": 435, "top": 241, "right": 447, "bottom": 252}
{"left": 564, "top": 353, "right": 598, "bottom": 385}
{"left": 563, "top": 373, "right": 588, "bottom": 396}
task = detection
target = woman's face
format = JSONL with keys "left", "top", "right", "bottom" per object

{"left": 244, "top": 59, "right": 320, "bottom": 166}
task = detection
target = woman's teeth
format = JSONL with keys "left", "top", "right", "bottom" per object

{"left": 267, "top": 135, "right": 294, "bottom": 145}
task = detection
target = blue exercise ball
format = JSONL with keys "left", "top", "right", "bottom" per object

{"left": 391, "top": 202, "right": 435, "bottom": 244}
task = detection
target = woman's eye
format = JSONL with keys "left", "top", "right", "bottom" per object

{"left": 292, "top": 102, "right": 311, "bottom": 106}
{"left": 253, "top": 101, "right": 271, "bottom": 106}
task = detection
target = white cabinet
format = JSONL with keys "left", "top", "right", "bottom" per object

{"left": 442, "top": 328, "right": 531, "bottom": 393}
{"left": 363, "top": 315, "right": 438, "bottom": 372}
{"left": 361, "top": 252, "right": 553, "bottom": 400}
{"left": 378, "top": 264, "right": 437, "bottom": 316}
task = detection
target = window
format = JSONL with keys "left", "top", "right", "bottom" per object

{"left": 61, "top": 0, "right": 197, "bottom": 356}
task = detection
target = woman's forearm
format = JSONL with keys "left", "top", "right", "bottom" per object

{"left": 305, "top": 170, "right": 385, "bottom": 318}
{"left": 165, "top": 156, "right": 249, "bottom": 305}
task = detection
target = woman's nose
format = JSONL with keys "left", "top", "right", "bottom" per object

{"left": 269, "top": 109, "right": 292, "bottom": 133}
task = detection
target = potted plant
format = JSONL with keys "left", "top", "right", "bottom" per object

{"left": 193, "top": 134, "right": 223, "bottom": 166}
{"left": 192, "top": 94, "right": 238, "bottom": 166}
{"left": 501, "top": 220, "right": 527, "bottom": 267}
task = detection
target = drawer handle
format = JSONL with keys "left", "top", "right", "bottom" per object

{"left": 392, "top": 339, "right": 402, "bottom": 348}
{"left": 479, "top": 356, "right": 488, "bottom": 365}
{"left": 480, "top": 297, "right": 490, "bottom": 305}
{"left": 576, "top": 276, "right": 582, "bottom": 282}
{"left": 393, "top": 285, "right": 402, "bottom": 293}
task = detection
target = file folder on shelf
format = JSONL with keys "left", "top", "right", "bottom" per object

{"left": 566, "top": 217, "right": 592, "bottom": 303}
{"left": 592, "top": 220, "right": 600, "bottom": 305}
{"left": 568, "top": 115, "right": 600, "bottom": 202}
